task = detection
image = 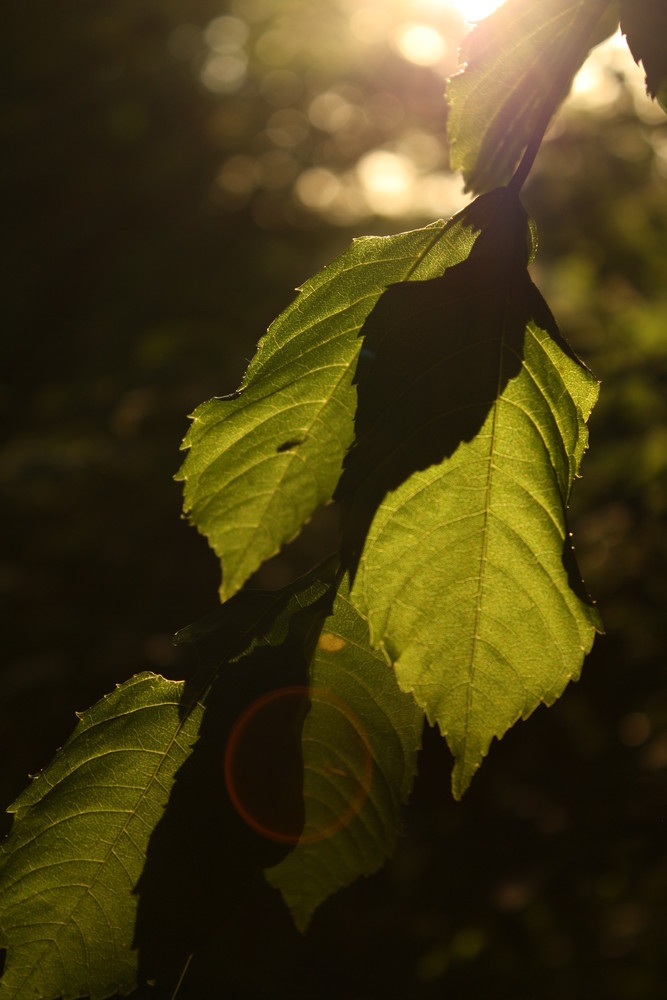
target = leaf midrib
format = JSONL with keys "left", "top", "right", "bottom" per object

{"left": 461, "top": 272, "right": 517, "bottom": 782}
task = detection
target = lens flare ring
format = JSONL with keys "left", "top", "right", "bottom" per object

{"left": 224, "top": 685, "right": 373, "bottom": 844}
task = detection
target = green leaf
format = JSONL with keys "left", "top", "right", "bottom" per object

{"left": 344, "top": 189, "right": 602, "bottom": 798}
{"left": 180, "top": 563, "right": 423, "bottom": 932}
{"left": 446, "top": 0, "right": 618, "bottom": 193}
{"left": 0, "top": 673, "right": 205, "bottom": 1000}
{"left": 620, "top": 0, "right": 667, "bottom": 105}
{"left": 265, "top": 578, "right": 423, "bottom": 932}
{"left": 177, "top": 201, "right": 503, "bottom": 602}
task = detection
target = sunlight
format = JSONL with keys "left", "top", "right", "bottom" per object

{"left": 195, "top": 0, "right": 660, "bottom": 226}
{"left": 568, "top": 29, "right": 666, "bottom": 123}
{"left": 448, "top": 0, "right": 505, "bottom": 22}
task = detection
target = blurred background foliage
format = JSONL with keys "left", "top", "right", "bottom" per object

{"left": 1, "top": 1, "right": 666, "bottom": 997}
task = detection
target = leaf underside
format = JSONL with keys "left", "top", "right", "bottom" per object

{"left": 265, "top": 577, "right": 422, "bottom": 931}
{"left": 0, "top": 674, "right": 204, "bottom": 1000}
{"left": 1, "top": 177, "right": 605, "bottom": 998}
{"left": 174, "top": 563, "right": 423, "bottom": 933}
{"left": 177, "top": 197, "right": 505, "bottom": 602}
{"left": 0, "top": 0, "right": 638, "bottom": 987}
{"left": 446, "top": 0, "right": 618, "bottom": 193}
{"left": 0, "top": 564, "right": 422, "bottom": 988}
{"left": 178, "top": 185, "right": 601, "bottom": 800}
{"left": 342, "top": 188, "right": 601, "bottom": 797}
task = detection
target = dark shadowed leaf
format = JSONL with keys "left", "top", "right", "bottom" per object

{"left": 337, "top": 188, "right": 531, "bottom": 571}
{"left": 174, "top": 563, "right": 422, "bottom": 933}
{"left": 133, "top": 571, "right": 337, "bottom": 989}
{"left": 620, "top": 0, "right": 667, "bottom": 107}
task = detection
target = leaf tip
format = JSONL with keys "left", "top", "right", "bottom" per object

{"left": 292, "top": 910, "right": 313, "bottom": 935}
{"left": 450, "top": 765, "right": 474, "bottom": 802}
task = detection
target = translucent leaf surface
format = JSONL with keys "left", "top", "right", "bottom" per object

{"left": 620, "top": 0, "right": 667, "bottom": 106}
{"left": 176, "top": 564, "right": 422, "bottom": 932}
{"left": 344, "top": 189, "right": 602, "bottom": 798}
{"left": 0, "top": 673, "right": 204, "bottom": 1000}
{"left": 446, "top": 0, "right": 618, "bottom": 192}
{"left": 178, "top": 204, "right": 501, "bottom": 602}
{"left": 265, "top": 578, "right": 422, "bottom": 931}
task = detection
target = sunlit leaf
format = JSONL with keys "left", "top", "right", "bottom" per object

{"left": 265, "top": 578, "right": 422, "bottom": 932}
{"left": 177, "top": 202, "right": 503, "bottom": 602}
{"left": 446, "top": 0, "right": 618, "bottom": 192}
{"left": 177, "top": 563, "right": 422, "bottom": 932}
{"left": 0, "top": 673, "right": 204, "bottom": 1000}
{"left": 344, "top": 189, "right": 602, "bottom": 797}
{"left": 620, "top": 0, "right": 667, "bottom": 106}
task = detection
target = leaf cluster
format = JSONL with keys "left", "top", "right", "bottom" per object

{"left": 1, "top": 2, "right": 665, "bottom": 997}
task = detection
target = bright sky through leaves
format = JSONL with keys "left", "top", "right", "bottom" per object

{"left": 570, "top": 28, "right": 667, "bottom": 122}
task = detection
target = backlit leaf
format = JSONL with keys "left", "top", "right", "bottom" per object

{"left": 265, "top": 578, "right": 422, "bottom": 931}
{"left": 177, "top": 564, "right": 423, "bottom": 932}
{"left": 446, "top": 0, "right": 618, "bottom": 192}
{"left": 177, "top": 201, "right": 504, "bottom": 602}
{"left": 344, "top": 188, "right": 602, "bottom": 797}
{"left": 0, "top": 674, "right": 205, "bottom": 1000}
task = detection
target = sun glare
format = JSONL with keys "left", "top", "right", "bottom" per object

{"left": 199, "top": 0, "right": 652, "bottom": 228}
{"left": 449, "top": 0, "right": 505, "bottom": 22}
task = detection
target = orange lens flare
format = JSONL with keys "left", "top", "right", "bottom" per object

{"left": 224, "top": 685, "right": 373, "bottom": 844}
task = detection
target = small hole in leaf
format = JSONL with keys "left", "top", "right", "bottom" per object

{"left": 277, "top": 437, "right": 306, "bottom": 452}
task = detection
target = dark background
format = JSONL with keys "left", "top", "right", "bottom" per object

{"left": 2, "top": 2, "right": 666, "bottom": 997}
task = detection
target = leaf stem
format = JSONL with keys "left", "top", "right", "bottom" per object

{"left": 508, "top": 0, "right": 613, "bottom": 195}
{"left": 171, "top": 953, "right": 193, "bottom": 1000}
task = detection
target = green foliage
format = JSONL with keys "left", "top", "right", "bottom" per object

{"left": 179, "top": 562, "right": 422, "bottom": 934}
{"left": 2, "top": 2, "right": 666, "bottom": 997}
{"left": 265, "top": 575, "right": 423, "bottom": 931}
{"left": 341, "top": 188, "right": 601, "bottom": 796}
{"left": 178, "top": 207, "right": 492, "bottom": 602}
{"left": 178, "top": 183, "right": 601, "bottom": 805}
{"left": 0, "top": 674, "right": 204, "bottom": 999}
